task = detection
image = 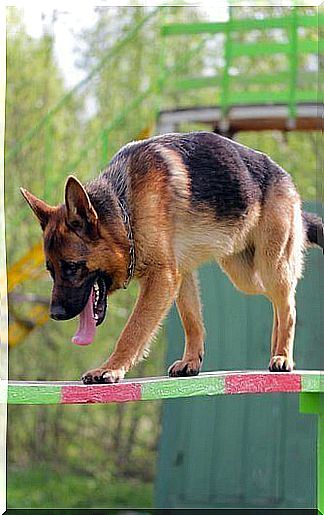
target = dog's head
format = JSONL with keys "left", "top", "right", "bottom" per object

{"left": 21, "top": 176, "right": 129, "bottom": 343}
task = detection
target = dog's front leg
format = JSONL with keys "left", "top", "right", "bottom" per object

{"left": 82, "top": 266, "right": 180, "bottom": 384}
{"left": 168, "top": 271, "right": 205, "bottom": 377}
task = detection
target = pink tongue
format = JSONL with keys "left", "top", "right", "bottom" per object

{"left": 71, "top": 290, "right": 96, "bottom": 346}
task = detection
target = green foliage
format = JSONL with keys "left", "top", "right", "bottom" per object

{"left": 7, "top": 467, "right": 153, "bottom": 508}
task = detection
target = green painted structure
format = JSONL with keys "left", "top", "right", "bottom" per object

{"left": 300, "top": 393, "right": 324, "bottom": 515}
{"left": 156, "top": 204, "right": 323, "bottom": 510}
{"left": 161, "top": 9, "right": 323, "bottom": 121}
{"left": 6, "top": 371, "right": 323, "bottom": 405}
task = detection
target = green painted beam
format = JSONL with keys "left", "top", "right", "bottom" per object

{"left": 172, "top": 71, "right": 318, "bottom": 92}
{"left": 231, "top": 41, "right": 291, "bottom": 58}
{"left": 172, "top": 76, "right": 222, "bottom": 91}
{"left": 228, "top": 90, "right": 290, "bottom": 104}
{"left": 162, "top": 21, "right": 228, "bottom": 36}
{"left": 232, "top": 71, "right": 290, "bottom": 85}
{"left": 231, "top": 38, "right": 324, "bottom": 59}
{"left": 226, "top": 89, "right": 318, "bottom": 105}
{"left": 5, "top": 370, "right": 324, "bottom": 405}
{"left": 161, "top": 13, "right": 324, "bottom": 36}
{"left": 141, "top": 374, "right": 225, "bottom": 401}
{"left": 8, "top": 384, "right": 61, "bottom": 405}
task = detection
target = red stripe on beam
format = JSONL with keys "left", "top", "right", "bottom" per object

{"left": 225, "top": 373, "right": 302, "bottom": 395}
{"left": 61, "top": 383, "right": 142, "bottom": 404}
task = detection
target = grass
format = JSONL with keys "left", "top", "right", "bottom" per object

{"left": 8, "top": 467, "right": 153, "bottom": 509}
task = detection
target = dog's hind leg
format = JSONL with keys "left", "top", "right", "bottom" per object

{"left": 168, "top": 271, "right": 205, "bottom": 377}
{"left": 270, "top": 302, "right": 279, "bottom": 359}
{"left": 268, "top": 288, "right": 296, "bottom": 371}
{"left": 254, "top": 185, "right": 303, "bottom": 371}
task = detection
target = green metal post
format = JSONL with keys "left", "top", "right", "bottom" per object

{"left": 220, "top": 9, "right": 232, "bottom": 120}
{"left": 156, "top": 7, "right": 168, "bottom": 117}
{"left": 288, "top": 6, "right": 298, "bottom": 124}
{"left": 300, "top": 391, "right": 324, "bottom": 514}
{"left": 320, "top": 408, "right": 324, "bottom": 515}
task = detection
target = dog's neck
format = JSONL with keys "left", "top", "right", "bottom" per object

{"left": 85, "top": 175, "right": 136, "bottom": 288}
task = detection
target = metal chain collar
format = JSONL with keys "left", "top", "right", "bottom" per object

{"left": 117, "top": 198, "right": 136, "bottom": 289}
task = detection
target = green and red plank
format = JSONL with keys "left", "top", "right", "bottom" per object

{"left": 6, "top": 370, "right": 323, "bottom": 405}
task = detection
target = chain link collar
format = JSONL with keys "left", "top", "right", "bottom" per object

{"left": 117, "top": 198, "right": 136, "bottom": 289}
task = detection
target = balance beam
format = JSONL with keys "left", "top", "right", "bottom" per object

{"left": 7, "top": 370, "right": 323, "bottom": 405}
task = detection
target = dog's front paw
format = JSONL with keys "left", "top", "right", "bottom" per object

{"left": 269, "top": 355, "right": 294, "bottom": 372}
{"left": 168, "top": 356, "right": 202, "bottom": 378}
{"left": 82, "top": 367, "right": 125, "bottom": 384}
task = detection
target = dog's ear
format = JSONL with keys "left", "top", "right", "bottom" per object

{"left": 20, "top": 188, "right": 54, "bottom": 230}
{"left": 65, "top": 176, "right": 99, "bottom": 239}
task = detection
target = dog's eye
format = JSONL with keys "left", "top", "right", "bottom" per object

{"left": 60, "top": 260, "right": 87, "bottom": 281}
{"left": 61, "top": 260, "right": 83, "bottom": 278}
{"left": 63, "top": 262, "right": 78, "bottom": 276}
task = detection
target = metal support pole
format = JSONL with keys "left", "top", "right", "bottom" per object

{"left": 300, "top": 391, "right": 324, "bottom": 514}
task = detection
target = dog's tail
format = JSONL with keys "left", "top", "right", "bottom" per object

{"left": 302, "top": 211, "right": 324, "bottom": 250}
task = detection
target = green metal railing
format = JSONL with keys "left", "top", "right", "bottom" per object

{"left": 162, "top": 9, "right": 323, "bottom": 119}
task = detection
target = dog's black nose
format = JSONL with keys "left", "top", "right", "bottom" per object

{"left": 50, "top": 305, "right": 68, "bottom": 320}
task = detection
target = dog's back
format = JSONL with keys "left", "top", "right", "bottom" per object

{"left": 148, "top": 132, "right": 288, "bottom": 214}
{"left": 101, "top": 132, "right": 299, "bottom": 266}
{"left": 104, "top": 131, "right": 292, "bottom": 217}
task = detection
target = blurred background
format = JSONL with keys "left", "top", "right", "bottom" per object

{"left": 5, "top": 4, "right": 323, "bottom": 510}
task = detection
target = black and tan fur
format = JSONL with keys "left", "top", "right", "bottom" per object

{"left": 21, "top": 131, "right": 324, "bottom": 384}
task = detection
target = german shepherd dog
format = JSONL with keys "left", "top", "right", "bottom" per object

{"left": 21, "top": 132, "right": 323, "bottom": 384}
